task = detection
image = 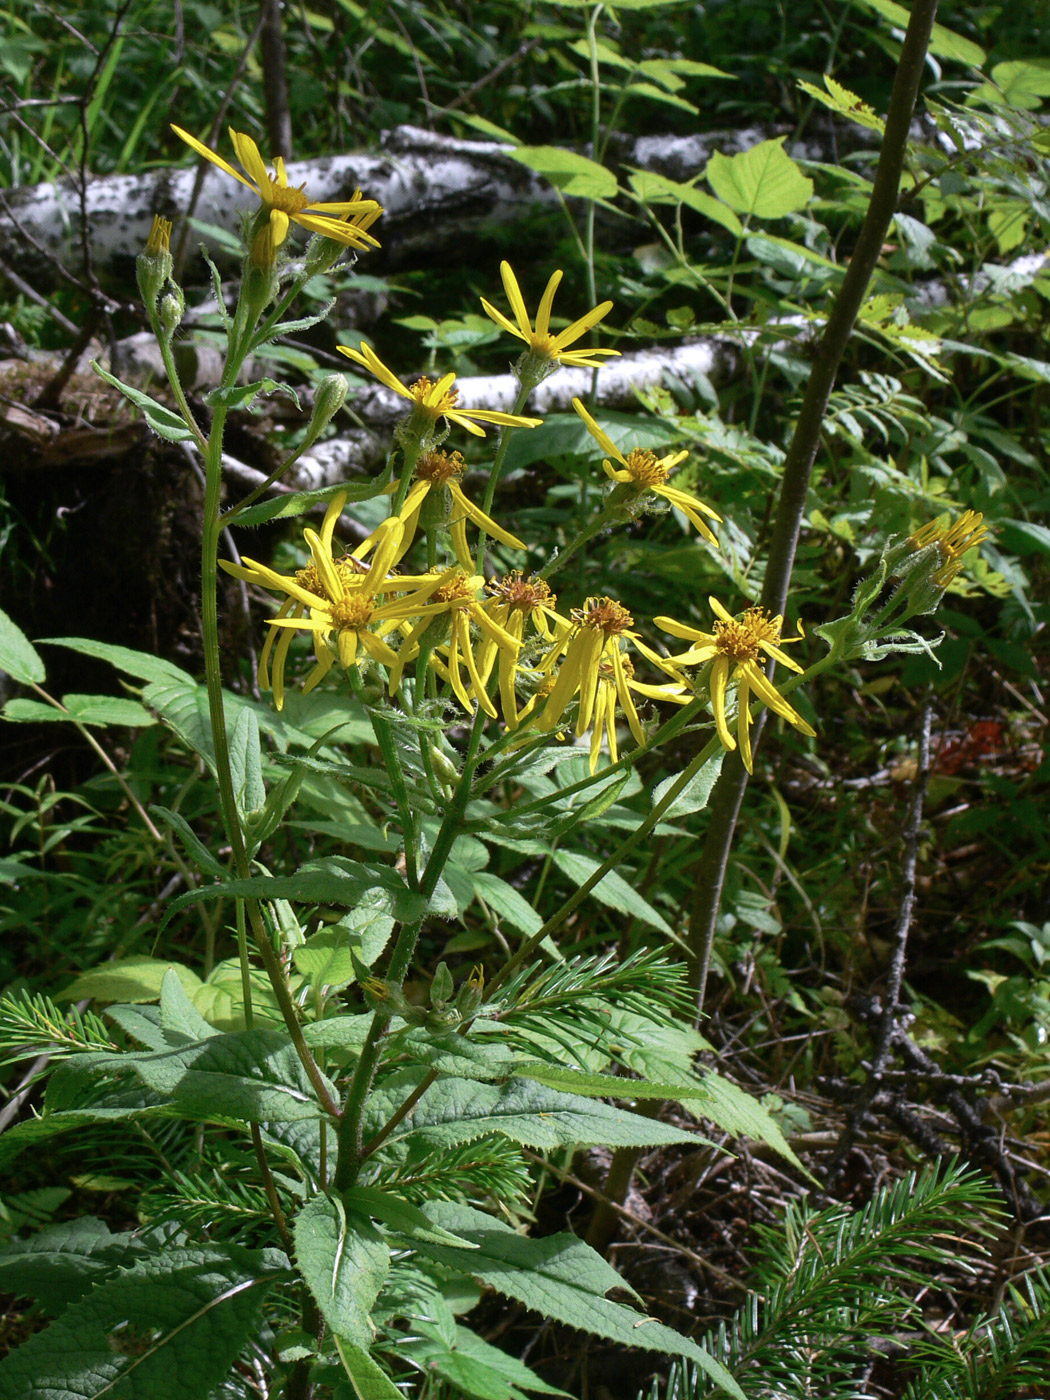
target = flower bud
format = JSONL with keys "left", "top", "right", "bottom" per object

{"left": 158, "top": 286, "right": 185, "bottom": 338}
{"left": 301, "top": 374, "right": 347, "bottom": 448}
{"left": 136, "top": 215, "right": 174, "bottom": 315}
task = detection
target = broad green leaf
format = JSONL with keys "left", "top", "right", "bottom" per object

{"left": 626, "top": 168, "right": 743, "bottom": 236}
{"left": 91, "top": 360, "right": 197, "bottom": 442}
{"left": 158, "top": 858, "right": 426, "bottom": 933}
{"left": 387, "top": 1076, "right": 701, "bottom": 1152}
{"left": 149, "top": 805, "right": 227, "bottom": 879}
{"left": 0, "top": 1243, "right": 285, "bottom": 1400}
{"left": 0, "top": 1099, "right": 167, "bottom": 1173}
{"left": 0, "top": 1218, "right": 144, "bottom": 1313}
{"left": 552, "top": 850, "right": 673, "bottom": 936}
{"left": 509, "top": 146, "right": 618, "bottom": 199}
{"left": 39, "top": 636, "right": 188, "bottom": 684}
{"left": 854, "top": 0, "right": 985, "bottom": 65}
{"left": 404, "top": 1031, "right": 522, "bottom": 1082}
{"left": 415, "top": 1202, "right": 743, "bottom": 1398}
{"left": 231, "top": 478, "right": 389, "bottom": 530}
{"left": 472, "top": 871, "right": 542, "bottom": 937}
{"left": 47, "top": 1029, "right": 331, "bottom": 1124}
{"left": 191, "top": 960, "right": 288, "bottom": 1032}
{"left": 652, "top": 752, "right": 723, "bottom": 818}
{"left": 230, "top": 704, "right": 265, "bottom": 820}
{"left": 0, "top": 608, "right": 45, "bottom": 685}
{"left": 294, "top": 1194, "right": 388, "bottom": 1350}
{"left": 58, "top": 957, "right": 203, "bottom": 1006}
{"left": 706, "top": 138, "right": 812, "bottom": 219}
{"left": 293, "top": 927, "right": 363, "bottom": 992}
{"left": 303, "top": 1012, "right": 374, "bottom": 1050}
{"left": 623, "top": 79, "right": 697, "bottom": 114}
{"left": 334, "top": 1338, "right": 404, "bottom": 1399}
{"left": 343, "top": 1185, "right": 478, "bottom": 1248}
{"left": 2, "top": 694, "right": 153, "bottom": 727}
{"left": 400, "top": 1322, "right": 571, "bottom": 1400}
{"left": 159, "top": 967, "right": 215, "bottom": 1041}
{"left": 977, "top": 58, "right": 1050, "bottom": 110}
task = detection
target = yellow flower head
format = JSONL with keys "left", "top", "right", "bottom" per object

{"left": 171, "top": 125, "right": 382, "bottom": 252}
{"left": 572, "top": 398, "right": 721, "bottom": 547}
{"left": 531, "top": 596, "right": 684, "bottom": 772}
{"left": 907, "top": 509, "right": 989, "bottom": 589}
{"left": 394, "top": 449, "right": 526, "bottom": 566}
{"left": 656, "top": 598, "right": 816, "bottom": 773}
{"left": 145, "top": 215, "right": 172, "bottom": 257}
{"left": 480, "top": 261, "right": 621, "bottom": 370}
{"left": 338, "top": 342, "right": 542, "bottom": 441}
{"left": 476, "top": 572, "right": 570, "bottom": 727}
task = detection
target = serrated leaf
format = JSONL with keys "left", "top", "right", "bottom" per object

{"left": 230, "top": 704, "right": 265, "bottom": 820}
{"left": 414, "top": 1202, "right": 743, "bottom": 1397}
{"left": 0, "top": 1100, "right": 165, "bottom": 1173}
{"left": 552, "top": 851, "right": 673, "bottom": 936}
{"left": 334, "top": 1338, "right": 404, "bottom": 1399}
{"left": 706, "top": 138, "right": 812, "bottom": 218}
{"left": 3, "top": 694, "right": 154, "bottom": 727}
{"left": 652, "top": 752, "right": 723, "bottom": 818}
{"left": 47, "top": 1029, "right": 330, "bottom": 1123}
{"left": 204, "top": 377, "right": 300, "bottom": 411}
{"left": 343, "top": 1186, "right": 478, "bottom": 1249}
{"left": 91, "top": 359, "right": 196, "bottom": 442}
{"left": 58, "top": 957, "right": 203, "bottom": 1006}
{"left": 39, "top": 637, "right": 188, "bottom": 684}
{"left": 0, "top": 1217, "right": 141, "bottom": 1313}
{"left": 294, "top": 1194, "right": 388, "bottom": 1350}
{"left": 797, "top": 75, "right": 885, "bottom": 133}
{"left": 509, "top": 146, "right": 618, "bottom": 199}
{"left": 0, "top": 608, "right": 45, "bottom": 685}
{"left": 0, "top": 1243, "right": 284, "bottom": 1400}
{"left": 386, "top": 1076, "right": 701, "bottom": 1152}
{"left": 627, "top": 168, "right": 743, "bottom": 236}
{"left": 159, "top": 968, "right": 215, "bottom": 1041}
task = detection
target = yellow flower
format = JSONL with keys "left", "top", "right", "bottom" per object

{"left": 221, "top": 493, "right": 429, "bottom": 707}
{"left": 145, "top": 215, "right": 172, "bottom": 256}
{"left": 390, "top": 569, "right": 520, "bottom": 717}
{"left": 656, "top": 598, "right": 816, "bottom": 773}
{"left": 587, "top": 655, "right": 690, "bottom": 769}
{"left": 394, "top": 450, "right": 525, "bottom": 567}
{"left": 171, "top": 125, "right": 382, "bottom": 251}
{"left": 337, "top": 343, "right": 542, "bottom": 439}
{"left": 480, "top": 261, "right": 620, "bottom": 370}
{"left": 908, "top": 509, "right": 989, "bottom": 589}
{"left": 531, "top": 596, "right": 685, "bottom": 772}
{"left": 572, "top": 398, "right": 721, "bottom": 547}
{"left": 476, "top": 572, "right": 571, "bottom": 727}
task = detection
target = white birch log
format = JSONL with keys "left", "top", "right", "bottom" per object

{"left": 0, "top": 124, "right": 798, "bottom": 286}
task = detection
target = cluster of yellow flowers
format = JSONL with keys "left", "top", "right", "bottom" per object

{"left": 171, "top": 126, "right": 985, "bottom": 775}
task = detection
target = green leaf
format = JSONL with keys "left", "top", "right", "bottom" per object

{"left": 229, "top": 478, "right": 389, "bottom": 529}
{"left": 294, "top": 1194, "right": 388, "bottom": 1350}
{"left": 230, "top": 704, "right": 265, "bottom": 820}
{"left": 0, "top": 608, "right": 45, "bottom": 685}
{"left": 90, "top": 360, "right": 197, "bottom": 442}
{"left": 854, "top": 0, "right": 985, "bottom": 64}
{"left": 387, "top": 1076, "right": 701, "bottom": 1151}
{"left": 706, "top": 138, "right": 812, "bottom": 219}
{"left": 797, "top": 75, "right": 885, "bottom": 133}
{"left": 0, "top": 1218, "right": 144, "bottom": 1314}
{"left": 342, "top": 1186, "right": 478, "bottom": 1248}
{"left": 400, "top": 1323, "right": 571, "bottom": 1400}
{"left": 2, "top": 694, "right": 154, "bottom": 727}
{"left": 652, "top": 752, "right": 723, "bottom": 818}
{"left": 334, "top": 1338, "right": 404, "bottom": 1399}
{"left": 158, "top": 858, "right": 425, "bottom": 934}
{"left": 509, "top": 146, "right": 618, "bottom": 199}
{"left": 204, "top": 377, "right": 300, "bottom": 411}
{"left": 47, "top": 1030, "right": 331, "bottom": 1123}
{"left": 414, "top": 1203, "right": 743, "bottom": 1398}
{"left": 981, "top": 58, "right": 1050, "bottom": 110}
{"left": 39, "top": 636, "right": 188, "bottom": 684}
{"left": 626, "top": 168, "right": 743, "bottom": 236}
{"left": 472, "top": 871, "right": 542, "bottom": 937}
{"left": 0, "top": 1243, "right": 285, "bottom": 1400}
{"left": 58, "top": 957, "right": 203, "bottom": 1006}
{"left": 552, "top": 851, "right": 673, "bottom": 936}
{"left": 149, "top": 806, "right": 227, "bottom": 879}
{"left": 159, "top": 967, "right": 215, "bottom": 1042}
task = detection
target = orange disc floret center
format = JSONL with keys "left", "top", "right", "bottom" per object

{"left": 715, "top": 608, "right": 780, "bottom": 664}
{"left": 431, "top": 572, "right": 476, "bottom": 607}
{"left": 415, "top": 450, "right": 466, "bottom": 484}
{"left": 624, "top": 449, "right": 670, "bottom": 489}
{"left": 574, "top": 597, "right": 633, "bottom": 635}
{"left": 330, "top": 596, "right": 375, "bottom": 630}
{"left": 269, "top": 182, "right": 311, "bottom": 214}
{"left": 410, "top": 377, "right": 460, "bottom": 414}
{"left": 488, "top": 571, "right": 556, "bottom": 613}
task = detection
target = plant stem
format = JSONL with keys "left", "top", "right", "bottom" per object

{"left": 685, "top": 0, "right": 942, "bottom": 1016}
